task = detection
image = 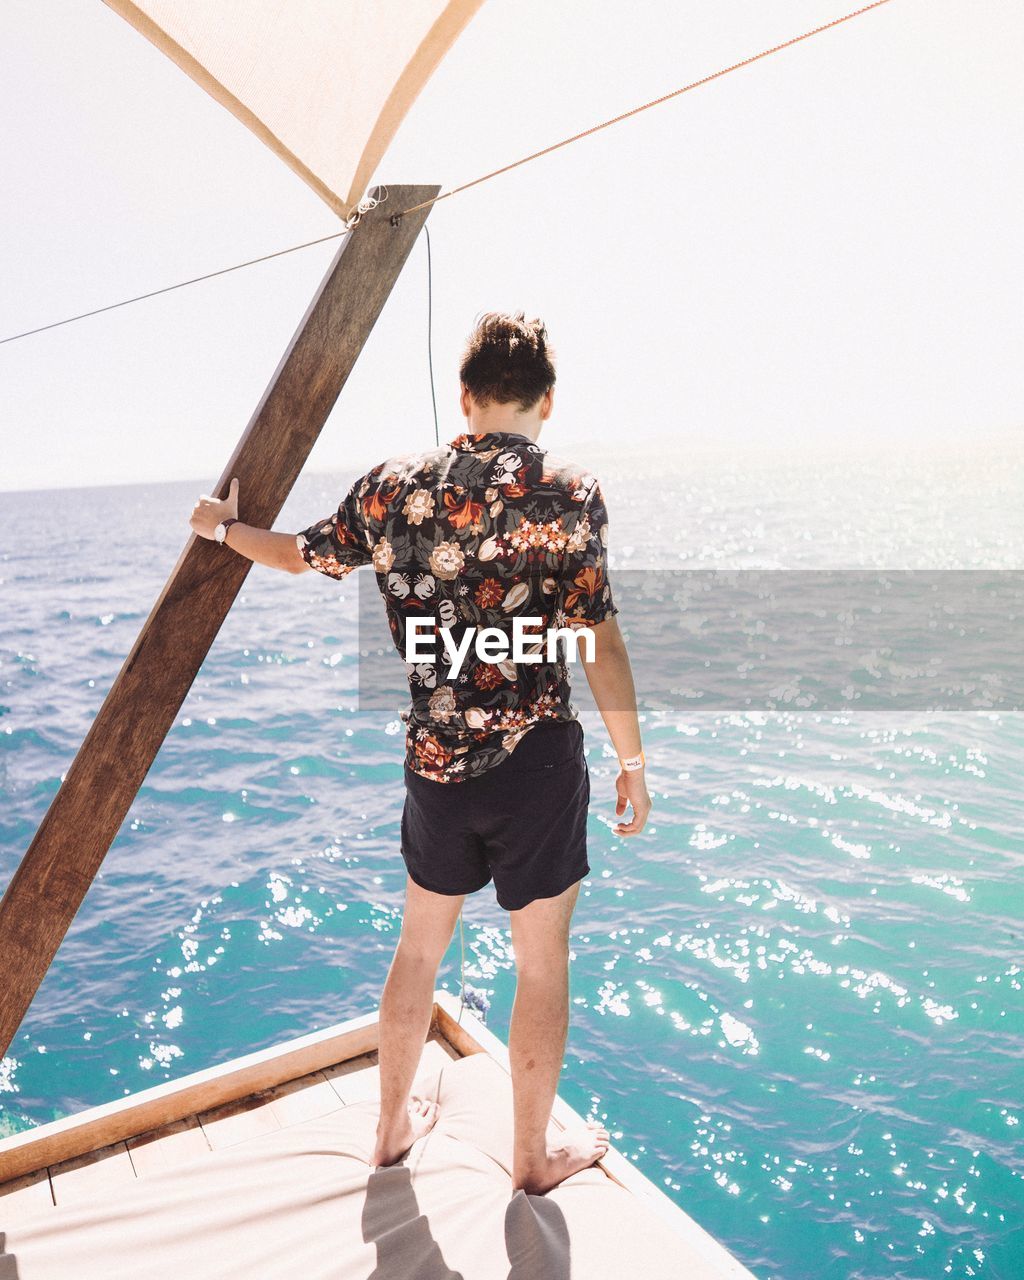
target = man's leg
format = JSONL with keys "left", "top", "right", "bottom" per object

{"left": 372, "top": 875, "right": 465, "bottom": 1167}
{"left": 507, "top": 879, "right": 609, "bottom": 1194}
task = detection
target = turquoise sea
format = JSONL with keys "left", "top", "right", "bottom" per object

{"left": 1, "top": 438, "right": 1022, "bottom": 1279}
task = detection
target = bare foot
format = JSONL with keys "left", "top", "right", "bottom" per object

{"left": 371, "top": 1096, "right": 440, "bottom": 1167}
{"left": 512, "top": 1119, "right": 610, "bottom": 1194}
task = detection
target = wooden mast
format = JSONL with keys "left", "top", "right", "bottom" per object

{"left": 0, "top": 186, "right": 439, "bottom": 1059}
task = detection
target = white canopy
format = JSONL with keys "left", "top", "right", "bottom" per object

{"left": 103, "top": 0, "right": 483, "bottom": 219}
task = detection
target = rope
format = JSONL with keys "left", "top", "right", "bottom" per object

{"left": 398, "top": 0, "right": 894, "bottom": 218}
{"left": 424, "top": 225, "right": 440, "bottom": 447}
{"left": 0, "top": 0, "right": 894, "bottom": 347}
{"left": 0, "top": 232, "right": 347, "bottom": 346}
{"left": 457, "top": 907, "right": 466, "bottom": 1026}
{"left": 0, "top": 190, "right": 385, "bottom": 348}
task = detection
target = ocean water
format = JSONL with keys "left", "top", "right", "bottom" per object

{"left": 1, "top": 438, "right": 1022, "bottom": 1279}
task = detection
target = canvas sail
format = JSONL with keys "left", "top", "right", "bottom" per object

{"left": 102, "top": 0, "right": 483, "bottom": 219}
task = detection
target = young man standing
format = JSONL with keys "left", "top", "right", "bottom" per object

{"left": 189, "top": 312, "right": 650, "bottom": 1195}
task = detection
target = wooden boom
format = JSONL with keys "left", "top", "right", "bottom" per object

{"left": 0, "top": 186, "right": 440, "bottom": 1059}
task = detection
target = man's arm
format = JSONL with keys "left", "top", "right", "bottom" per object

{"left": 189, "top": 477, "right": 309, "bottom": 573}
{"left": 581, "top": 615, "right": 651, "bottom": 837}
{"left": 224, "top": 523, "right": 308, "bottom": 573}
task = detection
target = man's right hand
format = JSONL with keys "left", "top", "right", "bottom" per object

{"left": 614, "top": 768, "right": 651, "bottom": 836}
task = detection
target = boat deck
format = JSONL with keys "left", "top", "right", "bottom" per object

{"left": 0, "top": 992, "right": 757, "bottom": 1279}
{"left": 0, "top": 1040, "right": 451, "bottom": 1215}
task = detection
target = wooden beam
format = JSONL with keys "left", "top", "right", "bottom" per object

{"left": 0, "top": 186, "right": 439, "bottom": 1059}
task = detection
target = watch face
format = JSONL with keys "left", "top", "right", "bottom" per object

{"left": 214, "top": 522, "right": 225, "bottom": 542}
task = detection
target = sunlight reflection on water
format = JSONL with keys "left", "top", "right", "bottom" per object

{"left": 1, "top": 442, "right": 1022, "bottom": 1279}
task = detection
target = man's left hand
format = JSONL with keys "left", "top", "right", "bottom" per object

{"left": 613, "top": 767, "right": 651, "bottom": 836}
{"left": 190, "top": 477, "right": 239, "bottom": 540}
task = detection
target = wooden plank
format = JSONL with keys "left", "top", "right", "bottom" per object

{"left": 0, "top": 1008, "right": 379, "bottom": 1183}
{"left": 426, "top": 1030, "right": 460, "bottom": 1062}
{"left": 49, "top": 1141, "right": 136, "bottom": 1208}
{"left": 190, "top": 1041, "right": 454, "bottom": 1147}
{"left": 419, "top": 1034, "right": 460, "bottom": 1076}
{"left": 197, "top": 1092, "right": 283, "bottom": 1151}
{"left": 432, "top": 993, "right": 492, "bottom": 1061}
{"left": 0, "top": 183, "right": 441, "bottom": 1063}
{"left": 324, "top": 1033, "right": 458, "bottom": 1107}
{"left": 265, "top": 1069, "right": 345, "bottom": 1128}
{"left": 198, "top": 1041, "right": 458, "bottom": 1148}
{"left": 193, "top": 1069, "right": 347, "bottom": 1149}
{"left": 0, "top": 1009, "right": 456, "bottom": 1186}
{"left": 126, "top": 1115, "right": 210, "bottom": 1177}
{"left": 0, "top": 1167, "right": 53, "bottom": 1215}
{"left": 324, "top": 1051, "right": 380, "bottom": 1104}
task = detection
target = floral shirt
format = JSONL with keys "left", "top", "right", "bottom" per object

{"left": 295, "top": 430, "right": 617, "bottom": 782}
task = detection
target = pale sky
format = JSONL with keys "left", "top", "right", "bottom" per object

{"left": 0, "top": 0, "right": 1021, "bottom": 492}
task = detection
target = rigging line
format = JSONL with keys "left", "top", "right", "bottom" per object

{"left": 0, "top": 229, "right": 348, "bottom": 347}
{"left": 0, "top": 1, "right": 893, "bottom": 347}
{"left": 396, "top": 0, "right": 895, "bottom": 219}
{"left": 425, "top": 225, "right": 440, "bottom": 447}
{"left": 457, "top": 907, "right": 466, "bottom": 1025}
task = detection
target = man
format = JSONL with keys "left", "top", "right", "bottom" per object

{"left": 189, "top": 311, "right": 650, "bottom": 1195}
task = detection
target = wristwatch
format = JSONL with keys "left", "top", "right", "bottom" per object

{"left": 619, "top": 750, "right": 645, "bottom": 772}
{"left": 214, "top": 517, "right": 240, "bottom": 544}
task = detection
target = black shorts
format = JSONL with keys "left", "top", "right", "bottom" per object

{"left": 400, "top": 720, "right": 591, "bottom": 911}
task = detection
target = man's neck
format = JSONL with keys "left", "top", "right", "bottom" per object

{"left": 464, "top": 416, "right": 543, "bottom": 443}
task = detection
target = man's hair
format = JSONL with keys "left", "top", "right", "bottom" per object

{"left": 459, "top": 311, "right": 556, "bottom": 411}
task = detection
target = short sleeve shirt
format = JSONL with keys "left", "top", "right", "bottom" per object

{"left": 296, "top": 430, "right": 617, "bottom": 782}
